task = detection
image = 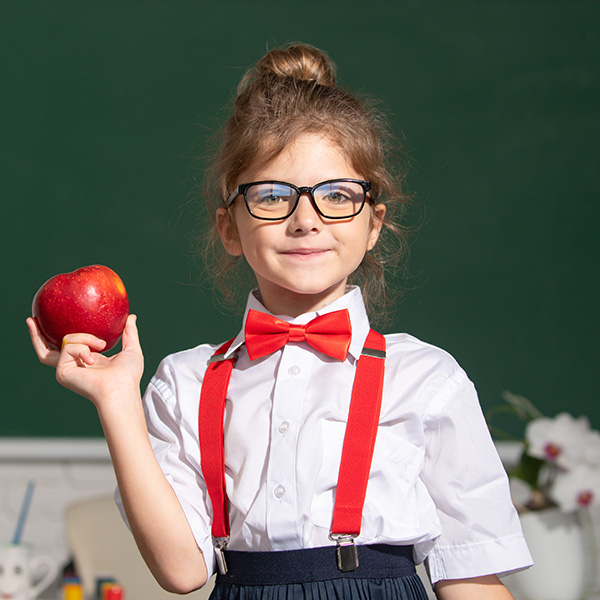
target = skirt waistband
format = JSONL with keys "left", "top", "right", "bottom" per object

{"left": 216, "top": 544, "right": 416, "bottom": 585}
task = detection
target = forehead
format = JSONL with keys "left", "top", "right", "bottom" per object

{"left": 240, "top": 133, "right": 360, "bottom": 185}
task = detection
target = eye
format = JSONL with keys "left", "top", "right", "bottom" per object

{"left": 14, "top": 565, "right": 23, "bottom": 575}
{"left": 248, "top": 184, "right": 295, "bottom": 207}
{"left": 256, "top": 193, "right": 286, "bottom": 205}
{"left": 317, "top": 183, "right": 355, "bottom": 204}
{"left": 324, "top": 190, "right": 352, "bottom": 203}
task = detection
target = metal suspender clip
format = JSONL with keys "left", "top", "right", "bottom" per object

{"left": 214, "top": 537, "right": 229, "bottom": 575}
{"left": 360, "top": 347, "right": 386, "bottom": 359}
{"left": 330, "top": 533, "right": 359, "bottom": 572}
{"left": 207, "top": 351, "right": 237, "bottom": 365}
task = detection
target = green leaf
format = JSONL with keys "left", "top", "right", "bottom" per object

{"left": 510, "top": 450, "right": 545, "bottom": 489}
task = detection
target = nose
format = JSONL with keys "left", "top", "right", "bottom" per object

{"left": 287, "top": 192, "right": 321, "bottom": 232}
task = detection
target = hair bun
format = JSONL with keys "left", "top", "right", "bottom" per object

{"left": 238, "top": 43, "right": 337, "bottom": 92}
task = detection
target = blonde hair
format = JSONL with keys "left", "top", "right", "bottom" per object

{"left": 199, "top": 43, "right": 411, "bottom": 326}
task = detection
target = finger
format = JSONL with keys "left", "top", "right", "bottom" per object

{"left": 121, "top": 314, "right": 142, "bottom": 353}
{"left": 61, "top": 332, "right": 107, "bottom": 353}
{"left": 60, "top": 333, "right": 106, "bottom": 367}
{"left": 59, "top": 341, "right": 97, "bottom": 367}
{"left": 26, "top": 317, "right": 59, "bottom": 367}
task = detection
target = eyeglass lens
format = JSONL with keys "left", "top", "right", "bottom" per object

{"left": 244, "top": 181, "right": 367, "bottom": 219}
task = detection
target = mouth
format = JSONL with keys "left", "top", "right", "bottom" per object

{"left": 281, "top": 248, "right": 329, "bottom": 257}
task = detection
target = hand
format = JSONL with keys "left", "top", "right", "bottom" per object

{"left": 26, "top": 314, "right": 144, "bottom": 407}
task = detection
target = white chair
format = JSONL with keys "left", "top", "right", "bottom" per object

{"left": 65, "top": 496, "right": 214, "bottom": 599}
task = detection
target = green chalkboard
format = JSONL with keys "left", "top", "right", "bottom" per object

{"left": 3, "top": 1, "right": 599, "bottom": 437}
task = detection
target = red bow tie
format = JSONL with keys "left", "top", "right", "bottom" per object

{"left": 244, "top": 309, "right": 352, "bottom": 361}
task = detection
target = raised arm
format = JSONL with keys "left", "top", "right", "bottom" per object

{"left": 27, "top": 315, "right": 209, "bottom": 593}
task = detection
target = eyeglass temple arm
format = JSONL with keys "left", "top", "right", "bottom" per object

{"left": 225, "top": 186, "right": 241, "bottom": 207}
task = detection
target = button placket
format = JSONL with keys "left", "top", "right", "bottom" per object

{"left": 265, "top": 343, "right": 313, "bottom": 544}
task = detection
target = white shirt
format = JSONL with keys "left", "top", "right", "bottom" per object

{"left": 122, "top": 287, "right": 532, "bottom": 584}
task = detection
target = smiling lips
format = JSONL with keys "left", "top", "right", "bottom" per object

{"left": 281, "top": 248, "right": 329, "bottom": 257}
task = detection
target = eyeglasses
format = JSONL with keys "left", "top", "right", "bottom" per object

{"left": 225, "top": 179, "right": 373, "bottom": 221}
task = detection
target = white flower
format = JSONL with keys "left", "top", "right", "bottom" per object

{"left": 551, "top": 465, "right": 600, "bottom": 512}
{"left": 526, "top": 413, "right": 590, "bottom": 470}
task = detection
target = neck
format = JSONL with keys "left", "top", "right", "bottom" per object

{"left": 257, "top": 282, "right": 348, "bottom": 317}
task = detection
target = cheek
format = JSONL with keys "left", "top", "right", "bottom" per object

{"left": 239, "top": 218, "right": 285, "bottom": 253}
{"left": 236, "top": 225, "right": 273, "bottom": 267}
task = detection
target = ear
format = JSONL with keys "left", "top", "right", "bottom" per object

{"left": 366, "top": 203, "right": 386, "bottom": 251}
{"left": 216, "top": 207, "right": 243, "bottom": 256}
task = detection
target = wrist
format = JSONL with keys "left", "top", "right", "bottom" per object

{"left": 94, "top": 383, "right": 144, "bottom": 426}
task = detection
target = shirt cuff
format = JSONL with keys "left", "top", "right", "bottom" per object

{"left": 425, "top": 533, "right": 533, "bottom": 585}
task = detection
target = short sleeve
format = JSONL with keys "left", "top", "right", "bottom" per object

{"left": 115, "top": 366, "right": 216, "bottom": 577}
{"left": 418, "top": 368, "right": 533, "bottom": 584}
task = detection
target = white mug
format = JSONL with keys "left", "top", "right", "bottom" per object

{"left": 0, "top": 543, "right": 59, "bottom": 600}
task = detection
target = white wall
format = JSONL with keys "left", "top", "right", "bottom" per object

{"left": 0, "top": 438, "right": 115, "bottom": 566}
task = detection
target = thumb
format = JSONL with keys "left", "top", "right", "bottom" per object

{"left": 121, "top": 314, "right": 142, "bottom": 353}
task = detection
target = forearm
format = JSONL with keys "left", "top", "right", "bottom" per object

{"left": 98, "top": 387, "right": 208, "bottom": 593}
{"left": 435, "top": 575, "right": 515, "bottom": 600}
{"left": 27, "top": 317, "right": 207, "bottom": 590}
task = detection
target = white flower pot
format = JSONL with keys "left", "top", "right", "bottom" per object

{"left": 503, "top": 508, "right": 591, "bottom": 600}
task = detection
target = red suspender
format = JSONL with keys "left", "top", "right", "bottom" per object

{"left": 198, "top": 330, "right": 386, "bottom": 574}
{"left": 329, "top": 329, "right": 386, "bottom": 570}
{"left": 198, "top": 337, "right": 236, "bottom": 568}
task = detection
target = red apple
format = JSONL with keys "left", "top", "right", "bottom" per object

{"left": 32, "top": 265, "right": 129, "bottom": 351}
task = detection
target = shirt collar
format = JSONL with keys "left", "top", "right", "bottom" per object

{"left": 224, "top": 286, "right": 372, "bottom": 361}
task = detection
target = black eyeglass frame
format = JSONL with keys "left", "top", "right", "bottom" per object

{"left": 225, "top": 178, "right": 374, "bottom": 221}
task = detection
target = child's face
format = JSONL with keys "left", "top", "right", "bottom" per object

{"left": 217, "top": 133, "right": 385, "bottom": 316}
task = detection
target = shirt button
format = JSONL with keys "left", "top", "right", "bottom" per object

{"left": 274, "top": 485, "right": 286, "bottom": 499}
{"left": 288, "top": 365, "right": 301, "bottom": 376}
{"left": 278, "top": 421, "right": 290, "bottom": 435}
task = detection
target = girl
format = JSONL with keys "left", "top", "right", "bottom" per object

{"left": 28, "top": 44, "right": 532, "bottom": 599}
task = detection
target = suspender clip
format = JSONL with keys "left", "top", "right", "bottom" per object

{"left": 207, "top": 351, "right": 237, "bottom": 365}
{"left": 214, "top": 537, "right": 229, "bottom": 575}
{"left": 361, "top": 347, "right": 386, "bottom": 359}
{"left": 330, "top": 533, "right": 358, "bottom": 572}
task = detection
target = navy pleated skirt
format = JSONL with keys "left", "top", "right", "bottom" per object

{"left": 209, "top": 545, "right": 429, "bottom": 600}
